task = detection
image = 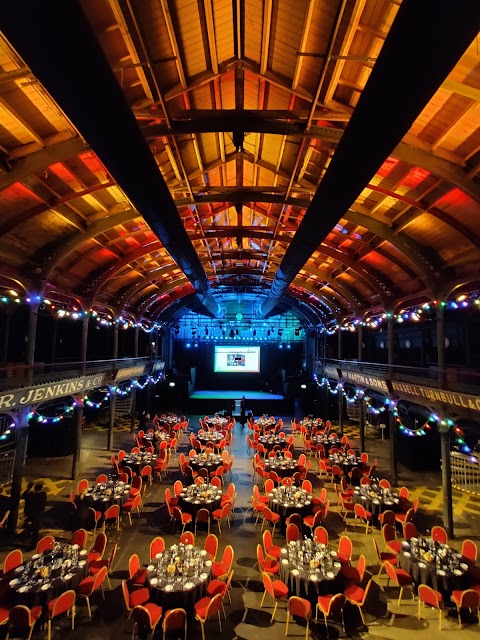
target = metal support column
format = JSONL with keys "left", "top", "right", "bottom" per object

{"left": 359, "top": 395, "right": 365, "bottom": 453}
{"left": 49, "top": 316, "right": 58, "bottom": 365}
{"left": 436, "top": 305, "right": 446, "bottom": 388}
{"left": 25, "top": 303, "right": 39, "bottom": 384}
{"left": 338, "top": 385, "right": 344, "bottom": 437}
{"left": 71, "top": 397, "right": 84, "bottom": 480}
{"left": 107, "top": 323, "right": 119, "bottom": 451}
{"left": 337, "top": 329, "right": 342, "bottom": 360}
{"left": 2, "top": 307, "right": 13, "bottom": 363}
{"left": 80, "top": 314, "right": 89, "bottom": 373}
{"left": 358, "top": 324, "right": 363, "bottom": 362}
{"left": 440, "top": 427, "right": 454, "bottom": 539}
{"left": 130, "top": 324, "right": 139, "bottom": 433}
{"left": 389, "top": 403, "right": 398, "bottom": 486}
{"left": 7, "top": 410, "right": 30, "bottom": 534}
{"left": 387, "top": 315, "right": 394, "bottom": 370}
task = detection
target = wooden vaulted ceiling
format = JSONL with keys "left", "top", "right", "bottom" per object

{"left": 0, "top": 0, "right": 479, "bottom": 325}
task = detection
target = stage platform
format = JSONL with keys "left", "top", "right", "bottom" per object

{"left": 189, "top": 389, "right": 284, "bottom": 401}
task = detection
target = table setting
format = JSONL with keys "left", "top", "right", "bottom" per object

{"left": 310, "top": 434, "right": 340, "bottom": 452}
{"left": 189, "top": 452, "right": 223, "bottom": 472}
{"left": 352, "top": 483, "right": 400, "bottom": 518}
{"left": 264, "top": 455, "right": 299, "bottom": 478}
{"left": 9, "top": 542, "right": 88, "bottom": 607}
{"left": 258, "top": 434, "right": 286, "bottom": 451}
{"left": 85, "top": 479, "right": 131, "bottom": 510}
{"left": 146, "top": 543, "right": 212, "bottom": 615}
{"left": 279, "top": 538, "right": 343, "bottom": 598}
{"left": 256, "top": 416, "right": 277, "bottom": 431}
{"left": 399, "top": 535, "right": 471, "bottom": 593}
{"left": 268, "top": 485, "right": 312, "bottom": 519}
{"left": 121, "top": 451, "right": 157, "bottom": 474}
{"left": 178, "top": 483, "right": 223, "bottom": 515}
{"left": 328, "top": 452, "right": 361, "bottom": 474}
{"left": 196, "top": 431, "right": 224, "bottom": 447}
{"left": 204, "top": 416, "right": 228, "bottom": 430}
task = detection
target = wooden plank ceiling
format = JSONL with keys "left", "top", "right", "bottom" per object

{"left": 0, "top": 0, "right": 479, "bottom": 325}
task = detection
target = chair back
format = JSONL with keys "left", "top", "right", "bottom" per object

{"left": 360, "top": 452, "right": 368, "bottom": 464}
{"left": 36, "top": 535, "right": 55, "bottom": 554}
{"left": 129, "top": 553, "right": 141, "bottom": 579}
{"left": 4, "top": 549, "right": 23, "bottom": 574}
{"left": 78, "top": 479, "right": 89, "bottom": 493}
{"left": 71, "top": 529, "right": 88, "bottom": 548}
{"left": 204, "top": 533, "right": 218, "bottom": 560}
{"left": 150, "top": 536, "right": 165, "bottom": 559}
{"left": 203, "top": 593, "right": 223, "bottom": 620}
{"left": 327, "top": 593, "right": 345, "bottom": 616}
{"left": 210, "top": 476, "right": 221, "bottom": 488}
{"left": 357, "top": 554, "right": 366, "bottom": 581}
{"left": 380, "top": 510, "right": 396, "bottom": 526}
{"left": 288, "top": 596, "right": 310, "bottom": 619}
{"left": 403, "top": 521, "right": 418, "bottom": 541}
{"left": 263, "top": 529, "right": 274, "bottom": 554}
{"left": 132, "top": 605, "right": 155, "bottom": 632}
{"left": 399, "top": 486, "right": 409, "bottom": 499}
{"left": 222, "top": 545, "right": 234, "bottom": 571}
{"left": 262, "top": 571, "right": 275, "bottom": 598}
{"left": 8, "top": 605, "right": 34, "bottom": 633}
{"left": 180, "top": 532, "right": 195, "bottom": 545}
{"left": 459, "top": 589, "right": 480, "bottom": 609}
{"left": 301, "top": 480, "right": 312, "bottom": 493}
{"left": 313, "top": 526, "right": 328, "bottom": 546}
{"left": 256, "top": 544, "right": 266, "bottom": 569}
{"left": 382, "top": 523, "right": 396, "bottom": 544}
{"left": 286, "top": 523, "right": 300, "bottom": 543}
{"left": 194, "top": 476, "right": 205, "bottom": 485}
{"left": 418, "top": 584, "right": 441, "bottom": 609}
{"left": 131, "top": 475, "right": 142, "bottom": 491}
{"left": 51, "top": 589, "right": 76, "bottom": 618}
{"left": 461, "top": 538, "right": 477, "bottom": 563}
{"left": 264, "top": 479, "right": 274, "bottom": 493}
{"left": 106, "top": 543, "right": 118, "bottom": 569}
{"left": 338, "top": 535, "right": 352, "bottom": 561}
{"left": 286, "top": 512, "right": 303, "bottom": 529}
{"left": 121, "top": 580, "right": 131, "bottom": 611}
{"left": 195, "top": 508, "right": 210, "bottom": 524}
{"left": 163, "top": 608, "right": 186, "bottom": 637}
{"left": 384, "top": 561, "right": 399, "bottom": 584}
{"left": 96, "top": 474, "right": 108, "bottom": 484}
{"left": 104, "top": 503, "right": 120, "bottom": 522}
{"left": 360, "top": 476, "right": 371, "bottom": 485}
{"left": 379, "top": 478, "right": 390, "bottom": 489}
{"left": 431, "top": 525, "right": 447, "bottom": 544}
{"left": 90, "top": 532, "right": 107, "bottom": 556}
{"left": 354, "top": 503, "right": 368, "bottom": 520}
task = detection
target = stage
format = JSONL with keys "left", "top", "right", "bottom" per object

{"left": 189, "top": 389, "right": 284, "bottom": 401}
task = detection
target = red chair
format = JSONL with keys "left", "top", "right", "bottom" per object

{"left": 36, "top": 535, "right": 55, "bottom": 554}
{"left": 418, "top": 584, "right": 444, "bottom": 630}
{"left": 384, "top": 561, "right": 414, "bottom": 605}
{"left": 6, "top": 605, "right": 42, "bottom": 640}
{"left": 162, "top": 608, "right": 187, "bottom": 640}
{"left": 71, "top": 529, "right": 88, "bottom": 549}
{"left": 451, "top": 588, "right": 480, "bottom": 628}
{"left": 89, "top": 543, "right": 117, "bottom": 589}
{"left": 257, "top": 544, "right": 279, "bottom": 576}
{"left": 286, "top": 523, "right": 300, "bottom": 544}
{"left": 3, "top": 549, "right": 22, "bottom": 575}
{"left": 261, "top": 506, "right": 281, "bottom": 536}
{"left": 77, "top": 479, "right": 89, "bottom": 494}
{"left": 206, "top": 570, "right": 234, "bottom": 617}
{"left": 194, "top": 593, "right": 223, "bottom": 639}
{"left": 316, "top": 593, "right": 345, "bottom": 633}
{"left": 171, "top": 507, "right": 193, "bottom": 534}
{"left": 337, "top": 536, "right": 353, "bottom": 565}
{"left": 46, "top": 589, "right": 76, "bottom": 640}
{"left": 123, "top": 494, "right": 141, "bottom": 525}
{"left": 341, "top": 554, "right": 366, "bottom": 584}
{"left": 263, "top": 529, "right": 282, "bottom": 559}
{"left": 87, "top": 507, "right": 103, "bottom": 536}
{"left": 378, "top": 509, "right": 396, "bottom": 527}
{"left": 180, "top": 531, "right": 195, "bottom": 546}
{"left": 285, "top": 596, "right": 311, "bottom": 640}
{"left": 394, "top": 507, "right": 414, "bottom": 527}
{"left": 461, "top": 539, "right": 477, "bottom": 565}
{"left": 128, "top": 553, "right": 147, "bottom": 587}
{"left": 313, "top": 526, "right": 328, "bottom": 546}
{"left": 382, "top": 524, "right": 402, "bottom": 554}
{"left": 260, "top": 571, "right": 288, "bottom": 622}
{"left": 131, "top": 603, "right": 163, "bottom": 639}
{"left": 372, "top": 538, "right": 397, "bottom": 575}
{"left": 203, "top": 533, "right": 218, "bottom": 561}
{"left": 88, "top": 532, "right": 107, "bottom": 563}
{"left": 129, "top": 475, "right": 143, "bottom": 497}
{"left": 379, "top": 478, "right": 390, "bottom": 489}
{"left": 403, "top": 522, "right": 418, "bottom": 541}
{"left": 149, "top": 536, "right": 165, "bottom": 560}
{"left": 431, "top": 525, "right": 448, "bottom": 544}
{"left": 121, "top": 580, "right": 150, "bottom": 618}
{"left": 354, "top": 503, "right": 372, "bottom": 534}
{"left": 212, "top": 503, "right": 232, "bottom": 534}
{"left": 96, "top": 474, "right": 108, "bottom": 484}
{"left": 303, "top": 510, "right": 323, "bottom": 533}
{"left": 102, "top": 504, "right": 120, "bottom": 532}
{"left": 75, "top": 566, "right": 108, "bottom": 618}
{"left": 194, "top": 508, "right": 211, "bottom": 536}
{"left": 140, "top": 465, "right": 153, "bottom": 486}
{"left": 212, "top": 545, "right": 234, "bottom": 579}
{"left": 344, "top": 578, "right": 373, "bottom": 627}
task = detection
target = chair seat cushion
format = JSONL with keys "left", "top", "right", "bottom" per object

{"left": 266, "top": 545, "right": 282, "bottom": 559}
{"left": 194, "top": 596, "right": 211, "bottom": 619}
{"left": 395, "top": 569, "right": 412, "bottom": 585}
{"left": 31, "top": 605, "right": 43, "bottom": 621}
{"left": 212, "top": 561, "right": 228, "bottom": 578}
{"left": 144, "top": 603, "right": 163, "bottom": 625}
{"left": 262, "top": 559, "right": 279, "bottom": 574}
{"left": 317, "top": 594, "right": 335, "bottom": 613}
{"left": 272, "top": 580, "right": 289, "bottom": 599}
{"left": 129, "top": 587, "right": 150, "bottom": 608}
{"left": 341, "top": 566, "right": 361, "bottom": 581}
{"left": 88, "top": 552, "right": 102, "bottom": 564}
{"left": 89, "top": 559, "right": 108, "bottom": 574}
{"left": 206, "top": 580, "right": 227, "bottom": 597}
{"left": 131, "top": 569, "right": 147, "bottom": 585}
{"left": 76, "top": 576, "right": 95, "bottom": 595}
{"left": 345, "top": 583, "right": 364, "bottom": 603}
{"left": 0, "top": 607, "right": 9, "bottom": 625}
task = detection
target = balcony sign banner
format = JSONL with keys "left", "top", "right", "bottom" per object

{"left": 0, "top": 372, "right": 112, "bottom": 410}
{"left": 389, "top": 381, "right": 480, "bottom": 412}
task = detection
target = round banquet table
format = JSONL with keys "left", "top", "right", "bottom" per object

{"left": 279, "top": 540, "right": 343, "bottom": 600}
{"left": 300, "top": 419, "right": 324, "bottom": 432}
{"left": 258, "top": 435, "right": 286, "bottom": 452}
{"left": 264, "top": 457, "right": 299, "bottom": 478}
{"left": 352, "top": 485, "right": 400, "bottom": 519}
{"left": 8, "top": 544, "right": 88, "bottom": 608}
{"left": 398, "top": 538, "right": 471, "bottom": 594}
{"left": 190, "top": 453, "right": 223, "bottom": 473}
{"left": 328, "top": 453, "right": 361, "bottom": 476}
{"left": 85, "top": 480, "right": 130, "bottom": 512}
{"left": 204, "top": 417, "right": 228, "bottom": 430}
{"left": 121, "top": 452, "right": 157, "bottom": 474}
{"left": 178, "top": 484, "right": 222, "bottom": 516}
{"left": 268, "top": 486, "right": 312, "bottom": 520}
{"left": 197, "top": 432, "right": 224, "bottom": 447}
{"left": 146, "top": 543, "right": 212, "bottom": 620}
{"left": 310, "top": 435, "right": 340, "bottom": 453}
{"left": 256, "top": 417, "right": 277, "bottom": 431}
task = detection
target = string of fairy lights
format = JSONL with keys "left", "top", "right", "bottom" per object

{"left": 314, "top": 373, "right": 477, "bottom": 457}
{"left": 26, "top": 374, "right": 163, "bottom": 424}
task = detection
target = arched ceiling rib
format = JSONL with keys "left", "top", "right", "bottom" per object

{"left": 0, "top": 0, "right": 479, "bottom": 324}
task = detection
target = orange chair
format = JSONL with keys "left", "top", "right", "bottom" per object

{"left": 257, "top": 544, "right": 279, "bottom": 576}
{"left": 344, "top": 577, "right": 373, "bottom": 627}
{"left": 379, "top": 479, "right": 390, "bottom": 489}
{"left": 212, "top": 503, "right": 232, "bottom": 534}
{"left": 341, "top": 554, "right": 366, "bottom": 584}
{"left": 71, "top": 529, "right": 88, "bottom": 548}
{"left": 3, "top": 549, "right": 22, "bottom": 575}
{"left": 260, "top": 571, "right": 289, "bottom": 622}
{"left": 354, "top": 503, "right": 372, "bottom": 534}
{"left": 89, "top": 543, "right": 117, "bottom": 589}
{"left": 75, "top": 565, "right": 108, "bottom": 618}
{"left": 171, "top": 507, "right": 192, "bottom": 534}
{"left": 337, "top": 536, "right": 353, "bottom": 565}
{"left": 5, "top": 605, "right": 42, "bottom": 640}
{"left": 431, "top": 525, "right": 448, "bottom": 545}
{"left": 102, "top": 504, "right": 120, "bottom": 532}
{"left": 128, "top": 553, "right": 147, "bottom": 587}
{"left": 150, "top": 536, "right": 165, "bottom": 560}
{"left": 194, "top": 508, "right": 211, "bottom": 536}
{"left": 285, "top": 596, "right": 311, "bottom": 640}
{"left": 403, "top": 522, "right": 418, "bottom": 541}
{"left": 384, "top": 561, "right": 414, "bottom": 605}
{"left": 206, "top": 570, "right": 234, "bottom": 617}
{"left": 194, "top": 593, "right": 223, "bottom": 640}
{"left": 382, "top": 523, "right": 402, "bottom": 554}
{"left": 46, "top": 589, "right": 76, "bottom": 640}
{"left": 140, "top": 465, "right": 153, "bottom": 486}
{"left": 451, "top": 589, "right": 480, "bottom": 628}
{"left": 286, "top": 523, "right": 300, "bottom": 543}
{"left": 378, "top": 509, "right": 396, "bottom": 527}
{"left": 123, "top": 494, "right": 141, "bottom": 525}
{"left": 461, "top": 539, "right": 477, "bottom": 565}
{"left": 96, "top": 474, "right": 108, "bottom": 484}
{"left": 212, "top": 545, "right": 234, "bottom": 579}
{"left": 316, "top": 593, "right": 345, "bottom": 633}
{"left": 313, "top": 526, "right": 329, "bottom": 546}
{"left": 36, "top": 535, "right": 55, "bottom": 554}
{"left": 261, "top": 506, "right": 281, "bottom": 536}
{"left": 77, "top": 479, "right": 89, "bottom": 494}
{"left": 418, "top": 584, "right": 444, "bottom": 630}
{"left": 131, "top": 603, "right": 163, "bottom": 640}
{"left": 162, "top": 608, "right": 187, "bottom": 640}
{"left": 372, "top": 538, "right": 397, "bottom": 575}
{"left": 180, "top": 531, "right": 195, "bottom": 546}
{"left": 121, "top": 580, "right": 150, "bottom": 619}
{"left": 203, "top": 533, "right": 218, "bottom": 561}
{"left": 263, "top": 529, "right": 282, "bottom": 559}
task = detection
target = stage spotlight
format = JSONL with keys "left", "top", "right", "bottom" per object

{"left": 286, "top": 344, "right": 291, "bottom": 349}
{"left": 300, "top": 384, "right": 307, "bottom": 389}
{"left": 169, "top": 382, "right": 176, "bottom": 388}
{"left": 194, "top": 342, "right": 198, "bottom": 348}
{"left": 186, "top": 343, "right": 191, "bottom": 348}
{"left": 279, "top": 343, "right": 283, "bottom": 349}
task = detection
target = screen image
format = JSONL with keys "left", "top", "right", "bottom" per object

{"left": 214, "top": 346, "right": 261, "bottom": 373}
